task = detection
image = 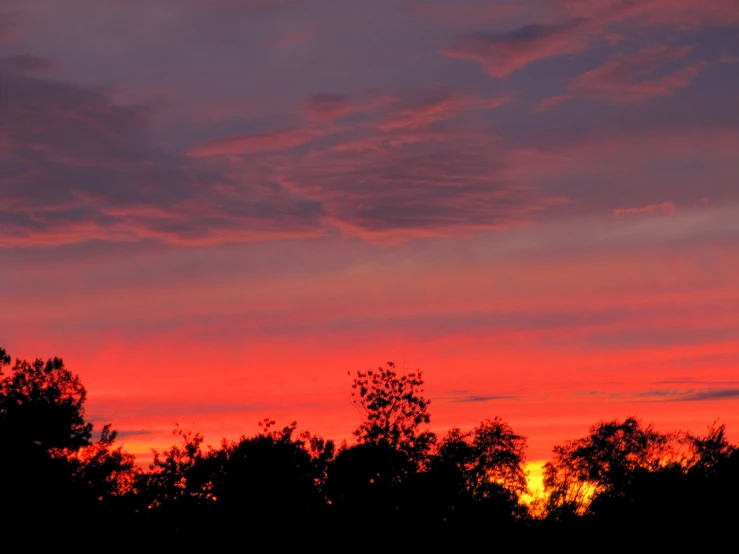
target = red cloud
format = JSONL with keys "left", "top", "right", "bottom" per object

{"left": 300, "top": 89, "right": 510, "bottom": 128}
{"left": 299, "top": 93, "right": 389, "bottom": 123}
{"left": 445, "top": 0, "right": 738, "bottom": 77}
{"left": 278, "top": 129, "right": 567, "bottom": 238}
{"left": 613, "top": 201, "right": 676, "bottom": 216}
{"left": 537, "top": 43, "right": 708, "bottom": 108}
{"left": 377, "top": 91, "right": 511, "bottom": 131}
{"left": 445, "top": 18, "right": 594, "bottom": 78}
{"left": 187, "top": 128, "right": 323, "bottom": 157}
{"left": 560, "top": 0, "right": 739, "bottom": 28}
{"left": 0, "top": 70, "right": 324, "bottom": 247}
{"left": 265, "top": 88, "right": 552, "bottom": 239}
{"left": 568, "top": 44, "right": 705, "bottom": 102}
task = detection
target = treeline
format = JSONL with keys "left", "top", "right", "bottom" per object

{"left": 1, "top": 348, "right": 737, "bottom": 544}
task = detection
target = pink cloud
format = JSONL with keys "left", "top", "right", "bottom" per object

{"left": 568, "top": 44, "right": 706, "bottom": 102}
{"left": 328, "top": 130, "right": 450, "bottom": 152}
{"left": 613, "top": 201, "right": 676, "bottom": 216}
{"left": 300, "top": 89, "right": 510, "bottom": 128}
{"left": 376, "top": 91, "right": 511, "bottom": 131}
{"left": 299, "top": 93, "right": 390, "bottom": 123}
{"left": 608, "top": 0, "right": 739, "bottom": 28}
{"left": 444, "top": 17, "right": 594, "bottom": 77}
{"left": 268, "top": 27, "right": 315, "bottom": 48}
{"left": 0, "top": 70, "right": 554, "bottom": 246}
{"left": 170, "top": 87, "right": 544, "bottom": 239}
{"left": 537, "top": 43, "right": 708, "bottom": 108}
{"left": 277, "top": 129, "right": 567, "bottom": 238}
{"left": 557, "top": 0, "right": 739, "bottom": 27}
{"left": 187, "top": 128, "right": 323, "bottom": 157}
{"left": 534, "top": 94, "right": 573, "bottom": 112}
{"left": 187, "top": 87, "right": 558, "bottom": 238}
{"left": 0, "top": 70, "right": 324, "bottom": 247}
{"left": 445, "top": 0, "right": 739, "bottom": 77}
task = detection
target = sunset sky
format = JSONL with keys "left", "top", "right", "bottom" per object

{"left": 2, "top": 0, "right": 738, "bottom": 482}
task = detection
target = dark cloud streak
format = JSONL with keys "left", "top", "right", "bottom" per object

{"left": 0, "top": 70, "right": 324, "bottom": 246}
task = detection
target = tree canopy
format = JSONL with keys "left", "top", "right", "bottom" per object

{"left": 542, "top": 416, "right": 672, "bottom": 515}
{"left": 439, "top": 417, "right": 529, "bottom": 501}
{"left": 0, "top": 354, "right": 92, "bottom": 451}
{"left": 350, "top": 361, "right": 433, "bottom": 461}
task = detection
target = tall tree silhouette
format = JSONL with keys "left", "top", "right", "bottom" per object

{"left": 327, "top": 362, "right": 434, "bottom": 527}
{"left": 350, "top": 361, "right": 433, "bottom": 462}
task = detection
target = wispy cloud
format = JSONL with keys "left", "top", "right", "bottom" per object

{"left": 575, "top": 386, "right": 739, "bottom": 403}
{"left": 613, "top": 201, "right": 676, "bottom": 216}
{"left": 444, "top": 390, "right": 519, "bottom": 404}
{"left": 678, "top": 389, "right": 739, "bottom": 402}
{"left": 0, "top": 70, "right": 324, "bottom": 246}
{"left": 299, "top": 92, "right": 389, "bottom": 123}
{"left": 445, "top": 0, "right": 739, "bottom": 78}
{"left": 445, "top": 18, "right": 593, "bottom": 77}
{"left": 538, "top": 44, "right": 707, "bottom": 109}
{"left": 187, "top": 128, "right": 324, "bottom": 156}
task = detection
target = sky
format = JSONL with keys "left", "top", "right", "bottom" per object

{"left": 1, "top": 0, "right": 738, "bottom": 481}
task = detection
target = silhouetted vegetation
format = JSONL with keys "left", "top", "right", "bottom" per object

{"left": 1, "top": 346, "right": 737, "bottom": 544}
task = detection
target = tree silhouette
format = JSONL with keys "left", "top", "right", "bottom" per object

{"left": 685, "top": 420, "right": 735, "bottom": 476}
{"left": 350, "top": 361, "right": 433, "bottom": 462}
{"left": 405, "top": 418, "right": 530, "bottom": 530}
{"left": 0, "top": 353, "right": 92, "bottom": 451}
{"left": 145, "top": 425, "right": 209, "bottom": 512}
{"left": 542, "top": 416, "right": 673, "bottom": 516}
{"left": 208, "top": 419, "right": 333, "bottom": 530}
{"left": 63, "top": 424, "right": 138, "bottom": 502}
{"left": 439, "top": 418, "right": 529, "bottom": 501}
{"left": 0, "top": 348, "right": 97, "bottom": 534}
{"left": 326, "top": 439, "right": 411, "bottom": 520}
{"left": 326, "top": 362, "right": 435, "bottom": 529}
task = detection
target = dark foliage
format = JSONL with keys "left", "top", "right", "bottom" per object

{"left": 0, "top": 349, "right": 133, "bottom": 536}
{"left": 350, "top": 361, "right": 434, "bottom": 464}
{"left": 1, "top": 346, "right": 737, "bottom": 544}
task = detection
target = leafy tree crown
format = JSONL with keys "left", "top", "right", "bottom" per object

{"left": 350, "top": 362, "right": 431, "bottom": 458}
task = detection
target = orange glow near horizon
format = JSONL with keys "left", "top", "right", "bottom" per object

{"left": 4, "top": 224, "right": 737, "bottom": 469}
